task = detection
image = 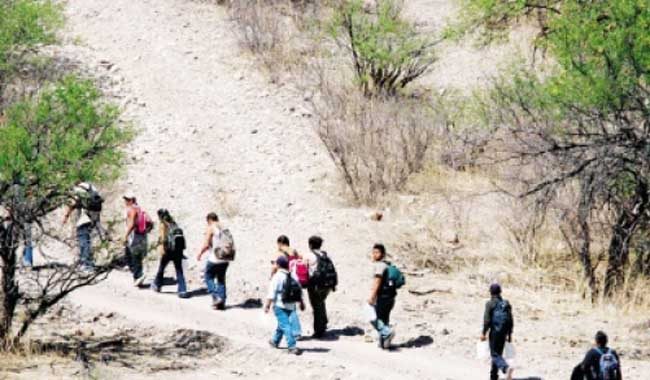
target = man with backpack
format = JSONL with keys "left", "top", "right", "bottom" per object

{"left": 265, "top": 255, "right": 305, "bottom": 355}
{"left": 368, "top": 243, "right": 404, "bottom": 349}
{"left": 579, "top": 331, "right": 623, "bottom": 380}
{"left": 151, "top": 209, "right": 188, "bottom": 298}
{"left": 123, "top": 193, "right": 152, "bottom": 286}
{"left": 480, "top": 283, "right": 514, "bottom": 380}
{"left": 197, "top": 212, "right": 235, "bottom": 310}
{"left": 62, "top": 182, "right": 104, "bottom": 271}
{"left": 304, "top": 235, "right": 337, "bottom": 339}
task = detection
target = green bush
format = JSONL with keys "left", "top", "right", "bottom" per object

{"left": 0, "top": 0, "right": 62, "bottom": 89}
{"left": 329, "top": 0, "right": 437, "bottom": 97}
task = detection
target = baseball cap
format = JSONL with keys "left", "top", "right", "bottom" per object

{"left": 123, "top": 192, "right": 136, "bottom": 201}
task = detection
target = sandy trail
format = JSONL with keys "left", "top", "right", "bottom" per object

{"left": 60, "top": 0, "right": 491, "bottom": 379}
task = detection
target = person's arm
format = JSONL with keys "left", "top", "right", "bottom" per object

{"left": 62, "top": 204, "right": 74, "bottom": 224}
{"left": 581, "top": 349, "right": 595, "bottom": 380}
{"left": 481, "top": 301, "right": 492, "bottom": 341}
{"left": 264, "top": 275, "right": 277, "bottom": 313}
{"left": 367, "top": 276, "right": 382, "bottom": 305}
{"left": 615, "top": 351, "right": 622, "bottom": 380}
{"left": 157, "top": 225, "right": 166, "bottom": 255}
{"left": 197, "top": 226, "right": 213, "bottom": 261}
{"left": 508, "top": 303, "right": 514, "bottom": 342}
{"left": 124, "top": 208, "right": 136, "bottom": 244}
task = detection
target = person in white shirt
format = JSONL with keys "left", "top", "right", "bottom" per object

{"left": 62, "top": 182, "right": 100, "bottom": 270}
{"left": 264, "top": 255, "right": 304, "bottom": 355}
{"left": 197, "top": 212, "right": 231, "bottom": 310}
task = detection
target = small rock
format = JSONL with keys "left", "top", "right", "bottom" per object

{"left": 251, "top": 129, "right": 258, "bottom": 134}
{"left": 370, "top": 211, "right": 383, "bottom": 221}
{"left": 441, "top": 328, "right": 450, "bottom": 335}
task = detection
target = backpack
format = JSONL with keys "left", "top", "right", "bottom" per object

{"left": 290, "top": 258, "right": 310, "bottom": 288}
{"left": 80, "top": 185, "right": 103, "bottom": 213}
{"left": 381, "top": 263, "right": 405, "bottom": 297}
{"left": 598, "top": 348, "right": 619, "bottom": 380}
{"left": 214, "top": 228, "right": 236, "bottom": 261}
{"left": 491, "top": 300, "right": 513, "bottom": 334}
{"left": 281, "top": 272, "right": 303, "bottom": 303}
{"left": 135, "top": 207, "right": 153, "bottom": 235}
{"left": 310, "top": 251, "right": 338, "bottom": 290}
{"left": 165, "top": 224, "right": 186, "bottom": 254}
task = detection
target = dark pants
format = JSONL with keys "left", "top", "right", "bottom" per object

{"left": 77, "top": 224, "right": 93, "bottom": 269}
{"left": 126, "top": 234, "right": 147, "bottom": 280}
{"left": 205, "top": 262, "right": 229, "bottom": 303}
{"left": 376, "top": 296, "right": 395, "bottom": 325}
{"left": 153, "top": 252, "right": 186, "bottom": 294}
{"left": 308, "top": 287, "right": 330, "bottom": 336}
{"left": 489, "top": 332, "right": 509, "bottom": 380}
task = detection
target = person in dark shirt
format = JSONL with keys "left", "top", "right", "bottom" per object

{"left": 480, "top": 283, "right": 514, "bottom": 380}
{"left": 581, "top": 331, "right": 623, "bottom": 380}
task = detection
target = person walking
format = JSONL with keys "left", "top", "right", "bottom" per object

{"left": 123, "top": 194, "right": 151, "bottom": 286}
{"left": 367, "top": 243, "right": 401, "bottom": 349}
{"left": 579, "top": 331, "right": 623, "bottom": 380}
{"left": 62, "top": 182, "right": 103, "bottom": 271}
{"left": 304, "top": 235, "right": 337, "bottom": 339}
{"left": 274, "top": 235, "right": 304, "bottom": 338}
{"left": 21, "top": 222, "right": 33, "bottom": 268}
{"left": 151, "top": 209, "right": 189, "bottom": 298}
{"left": 265, "top": 255, "right": 304, "bottom": 355}
{"left": 480, "top": 283, "right": 515, "bottom": 380}
{"left": 197, "top": 212, "right": 235, "bottom": 310}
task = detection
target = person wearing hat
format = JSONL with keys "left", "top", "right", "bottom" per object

{"left": 123, "top": 193, "right": 148, "bottom": 286}
{"left": 264, "top": 255, "right": 305, "bottom": 355}
{"left": 150, "top": 209, "right": 188, "bottom": 298}
{"left": 480, "top": 283, "right": 514, "bottom": 380}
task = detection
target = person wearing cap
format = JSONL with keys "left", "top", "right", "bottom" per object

{"left": 264, "top": 255, "right": 305, "bottom": 355}
{"left": 62, "top": 182, "right": 101, "bottom": 270}
{"left": 151, "top": 209, "right": 188, "bottom": 298}
{"left": 480, "top": 283, "right": 514, "bottom": 380}
{"left": 123, "top": 193, "right": 147, "bottom": 286}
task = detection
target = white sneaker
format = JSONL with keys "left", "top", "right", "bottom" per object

{"left": 383, "top": 329, "right": 395, "bottom": 349}
{"left": 134, "top": 275, "right": 145, "bottom": 287}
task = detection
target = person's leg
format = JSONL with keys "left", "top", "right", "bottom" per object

{"left": 77, "top": 225, "right": 93, "bottom": 269}
{"left": 489, "top": 333, "right": 508, "bottom": 380}
{"left": 172, "top": 256, "right": 187, "bottom": 295}
{"left": 204, "top": 262, "right": 218, "bottom": 300}
{"left": 272, "top": 306, "right": 289, "bottom": 346}
{"left": 289, "top": 307, "right": 302, "bottom": 337}
{"left": 152, "top": 254, "right": 171, "bottom": 290}
{"left": 22, "top": 244, "right": 33, "bottom": 267}
{"left": 281, "top": 308, "right": 297, "bottom": 349}
{"left": 129, "top": 236, "right": 146, "bottom": 281}
{"left": 215, "top": 262, "right": 229, "bottom": 305}
{"left": 309, "top": 287, "right": 329, "bottom": 336}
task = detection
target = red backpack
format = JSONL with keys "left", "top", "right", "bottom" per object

{"left": 285, "top": 250, "right": 309, "bottom": 287}
{"left": 134, "top": 207, "right": 153, "bottom": 234}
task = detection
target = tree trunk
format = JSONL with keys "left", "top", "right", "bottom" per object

{"left": 0, "top": 235, "right": 19, "bottom": 349}
{"left": 604, "top": 180, "right": 649, "bottom": 297}
{"left": 578, "top": 179, "right": 597, "bottom": 301}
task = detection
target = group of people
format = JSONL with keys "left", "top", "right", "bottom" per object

{"left": 7, "top": 181, "right": 626, "bottom": 379}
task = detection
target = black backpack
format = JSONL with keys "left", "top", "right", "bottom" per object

{"left": 281, "top": 273, "right": 303, "bottom": 303}
{"left": 491, "top": 300, "right": 513, "bottom": 334}
{"left": 310, "top": 251, "right": 338, "bottom": 290}
{"left": 80, "top": 185, "right": 103, "bottom": 213}
{"left": 165, "top": 224, "right": 186, "bottom": 254}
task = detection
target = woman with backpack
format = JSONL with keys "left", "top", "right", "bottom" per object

{"left": 150, "top": 209, "right": 188, "bottom": 298}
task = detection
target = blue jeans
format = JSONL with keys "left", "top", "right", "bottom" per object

{"left": 272, "top": 306, "right": 296, "bottom": 349}
{"left": 205, "top": 262, "right": 228, "bottom": 302}
{"left": 22, "top": 223, "right": 33, "bottom": 267}
{"left": 153, "top": 252, "right": 187, "bottom": 294}
{"left": 489, "top": 333, "right": 509, "bottom": 380}
{"left": 289, "top": 308, "right": 302, "bottom": 337}
{"left": 77, "top": 224, "right": 93, "bottom": 269}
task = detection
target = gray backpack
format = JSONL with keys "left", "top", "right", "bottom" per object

{"left": 214, "top": 228, "right": 236, "bottom": 261}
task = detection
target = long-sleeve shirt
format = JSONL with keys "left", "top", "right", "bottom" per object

{"left": 582, "top": 347, "right": 622, "bottom": 380}
{"left": 482, "top": 296, "right": 514, "bottom": 336}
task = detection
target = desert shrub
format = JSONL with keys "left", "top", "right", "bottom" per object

{"left": 329, "top": 0, "right": 437, "bottom": 97}
{"left": 470, "top": 0, "right": 650, "bottom": 300}
{"left": 0, "top": 77, "right": 132, "bottom": 349}
{"left": 310, "top": 69, "right": 446, "bottom": 203}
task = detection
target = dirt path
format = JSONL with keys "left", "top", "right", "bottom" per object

{"left": 58, "top": 0, "right": 493, "bottom": 379}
